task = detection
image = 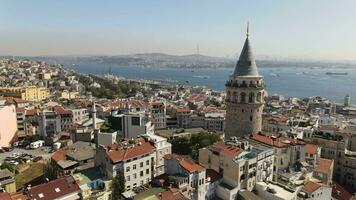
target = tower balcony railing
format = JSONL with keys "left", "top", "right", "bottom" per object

{"left": 225, "top": 81, "right": 264, "bottom": 89}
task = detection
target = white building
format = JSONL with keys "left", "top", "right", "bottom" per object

{"left": 164, "top": 154, "right": 207, "bottom": 200}
{"left": 145, "top": 134, "right": 171, "bottom": 176}
{"left": 298, "top": 181, "right": 332, "bottom": 200}
{"left": 95, "top": 137, "right": 156, "bottom": 193}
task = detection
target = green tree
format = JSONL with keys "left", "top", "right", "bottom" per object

{"left": 0, "top": 162, "right": 15, "bottom": 172}
{"left": 171, "top": 136, "right": 191, "bottom": 155}
{"left": 43, "top": 160, "right": 58, "bottom": 181}
{"left": 112, "top": 171, "right": 125, "bottom": 199}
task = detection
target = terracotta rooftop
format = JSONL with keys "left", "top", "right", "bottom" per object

{"left": 179, "top": 159, "right": 205, "bottom": 173}
{"left": 176, "top": 108, "right": 191, "bottom": 113}
{"left": 305, "top": 144, "right": 318, "bottom": 155}
{"left": 209, "top": 142, "right": 242, "bottom": 157}
{"left": 51, "top": 149, "right": 67, "bottom": 162}
{"left": 265, "top": 115, "right": 289, "bottom": 123}
{"left": 164, "top": 154, "right": 205, "bottom": 173}
{"left": 315, "top": 158, "right": 333, "bottom": 174}
{"left": 28, "top": 176, "right": 80, "bottom": 200}
{"left": 25, "top": 109, "right": 37, "bottom": 116}
{"left": 159, "top": 188, "right": 189, "bottom": 200}
{"left": 250, "top": 133, "right": 305, "bottom": 148}
{"left": 302, "top": 181, "right": 321, "bottom": 193}
{"left": 106, "top": 137, "right": 156, "bottom": 163}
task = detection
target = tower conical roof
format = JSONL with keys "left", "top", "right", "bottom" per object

{"left": 233, "top": 29, "right": 260, "bottom": 77}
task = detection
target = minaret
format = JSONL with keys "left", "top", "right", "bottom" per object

{"left": 225, "top": 24, "right": 265, "bottom": 139}
{"left": 92, "top": 101, "right": 97, "bottom": 129}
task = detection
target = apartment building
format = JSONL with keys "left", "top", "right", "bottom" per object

{"left": 249, "top": 132, "right": 306, "bottom": 181}
{"left": 0, "top": 105, "right": 17, "bottom": 147}
{"left": 0, "top": 86, "right": 50, "bottom": 101}
{"left": 95, "top": 137, "right": 156, "bottom": 192}
{"left": 151, "top": 102, "right": 166, "bottom": 129}
{"left": 164, "top": 154, "right": 207, "bottom": 200}
{"left": 199, "top": 138, "right": 274, "bottom": 200}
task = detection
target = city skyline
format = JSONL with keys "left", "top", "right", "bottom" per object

{"left": 1, "top": 0, "right": 356, "bottom": 61}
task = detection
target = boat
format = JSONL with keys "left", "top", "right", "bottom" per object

{"left": 325, "top": 72, "right": 348, "bottom": 75}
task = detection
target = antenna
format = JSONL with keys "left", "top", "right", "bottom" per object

{"left": 246, "top": 21, "right": 250, "bottom": 38}
{"left": 197, "top": 44, "right": 200, "bottom": 55}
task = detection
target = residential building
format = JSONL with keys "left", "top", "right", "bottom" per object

{"left": 146, "top": 134, "right": 172, "bottom": 176}
{"left": 249, "top": 132, "right": 306, "bottom": 181}
{"left": 0, "top": 86, "right": 49, "bottom": 101}
{"left": 0, "top": 169, "right": 16, "bottom": 193}
{"left": 27, "top": 176, "right": 81, "bottom": 200}
{"left": 176, "top": 108, "right": 192, "bottom": 129}
{"left": 51, "top": 141, "right": 96, "bottom": 177}
{"left": 0, "top": 105, "right": 17, "bottom": 147}
{"left": 298, "top": 181, "right": 332, "bottom": 200}
{"left": 72, "top": 108, "right": 89, "bottom": 123}
{"left": 151, "top": 102, "right": 166, "bottom": 129}
{"left": 164, "top": 154, "right": 207, "bottom": 200}
{"left": 95, "top": 137, "right": 156, "bottom": 192}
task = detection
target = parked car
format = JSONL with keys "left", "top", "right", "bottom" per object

{"left": 32, "top": 156, "right": 43, "bottom": 162}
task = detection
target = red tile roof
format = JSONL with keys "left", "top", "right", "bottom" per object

{"left": 51, "top": 149, "right": 67, "bottom": 162}
{"left": 159, "top": 188, "right": 189, "bottom": 200}
{"left": 315, "top": 158, "right": 333, "bottom": 174}
{"left": 250, "top": 133, "right": 305, "bottom": 148}
{"left": 106, "top": 137, "right": 156, "bottom": 163}
{"left": 10, "top": 192, "right": 27, "bottom": 200}
{"left": 305, "top": 144, "right": 318, "bottom": 155}
{"left": 302, "top": 181, "right": 321, "bottom": 193}
{"left": 176, "top": 108, "right": 191, "bottom": 113}
{"left": 28, "top": 176, "right": 80, "bottom": 200}
{"left": 164, "top": 154, "right": 205, "bottom": 173}
{"left": 209, "top": 142, "right": 242, "bottom": 157}
{"left": 25, "top": 109, "right": 37, "bottom": 116}
{"left": 179, "top": 159, "right": 205, "bottom": 173}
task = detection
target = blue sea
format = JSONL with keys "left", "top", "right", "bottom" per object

{"left": 67, "top": 64, "right": 356, "bottom": 104}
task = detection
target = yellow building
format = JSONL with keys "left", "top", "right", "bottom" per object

{"left": 0, "top": 86, "right": 50, "bottom": 101}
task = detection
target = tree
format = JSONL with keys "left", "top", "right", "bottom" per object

{"left": 112, "top": 171, "right": 125, "bottom": 199}
{"left": 43, "top": 160, "right": 58, "bottom": 181}
{"left": 0, "top": 162, "right": 15, "bottom": 172}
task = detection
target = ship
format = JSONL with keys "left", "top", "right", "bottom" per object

{"left": 325, "top": 72, "right": 348, "bottom": 75}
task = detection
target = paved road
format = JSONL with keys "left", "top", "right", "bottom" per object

{"left": 0, "top": 146, "right": 53, "bottom": 163}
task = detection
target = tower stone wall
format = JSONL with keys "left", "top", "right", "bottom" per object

{"left": 224, "top": 27, "right": 265, "bottom": 139}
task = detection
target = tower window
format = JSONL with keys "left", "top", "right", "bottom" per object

{"left": 242, "top": 109, "right": 244, "bottom": 113}
{"left": 250, "top": 116, "right": 253, "bottom": 121}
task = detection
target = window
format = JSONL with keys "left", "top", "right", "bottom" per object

{"left": 126, "top": 166, "right": 130, "bottom": 172}
{"left": 146, "top": 160, "right": 149, "bottom": 165}
{"left": 133, "top": 164, "right": 136, "bottom": 170}
{"left": 140, "top": 171, "right": 144, "bottom": 177}
{"left": 131, "top": 117, "right": 140, "bottom": 126}
{"left": 140, "top": 162, "right": 143, "bottom": 167}
{"left": 146, "top": 169, "right": 149, "bottom": 174}
{"left": 133, "top": 173, "right": 137, "bottom": 179}
{"left": 126, "top": 175, "right": 130, "bottom": 181}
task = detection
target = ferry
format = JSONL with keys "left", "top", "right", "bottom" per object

{"left": 325, "top": 72, "right": 348, "bottom": 75}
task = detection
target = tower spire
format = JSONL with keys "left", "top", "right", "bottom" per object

{"left": 246, "top": 22, "right": 250, "bottom": 38}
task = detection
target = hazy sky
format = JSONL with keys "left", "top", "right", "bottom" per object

{"left": 1, "top": 0, "right": 356, "bottom": 60}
